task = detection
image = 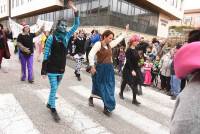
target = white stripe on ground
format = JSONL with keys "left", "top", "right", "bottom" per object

{"left": 141, "top": 86, "right": 175, "bottom": 108}
{"left": 115, "top": 81, "right": 175, "bottom": 108}
{"left": 115, "top": 87, "right": 173, "bottom": 117}
{"left": 35, "top": 89, "right": 112, "bottom": 134}
{"left": 0, "top": 94, "right": 40, "bottom": 134}
{"left": 69, "top": 85, "right": 169, "bottom": 134}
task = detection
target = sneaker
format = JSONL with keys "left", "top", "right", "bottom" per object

{"left": 50, "top": 108, "right": 60, "bottom": 123}
{"left": 88, "top": 97, "right": 94, "bottom": 107}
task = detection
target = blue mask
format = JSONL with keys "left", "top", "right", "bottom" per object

{"left": 56, "top": 21, "right": 67, "bottom": 33}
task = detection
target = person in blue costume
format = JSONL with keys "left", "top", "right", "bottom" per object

{"left": 41, "top": 1, "right": 80, "bottom": 122}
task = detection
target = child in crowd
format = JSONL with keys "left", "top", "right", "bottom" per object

{"left": 118, "top": 45, "right": 125, "bottom": 75}
{"left": 143, "top": 57, "right": 153, "bottom": 85}
{"left": 151, "top": 55, "right": 160, "bottom": 87}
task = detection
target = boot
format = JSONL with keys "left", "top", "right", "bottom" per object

{"left": 119, "top": 81, "right": 126, "bottom": 99}
{"left": 132, "top": 93, "right": 141, "bottom": 106}
{"left": 75, "top": 71, "right": 81, "bottom": 81}
{"left": 103, "top": 107, "right": 111, "bottom": 117}
{"left": 50, "top": 108, "right": 60, "bottom": 123}
{"left": 77, "top": 76, "right": 81, "bottom": 81}
{"left": 88, "top": 97, "right": 94, "bottom": 107}
{"left": 132, "top": 99, "right": 141, "bottom": 106}
{"left": 137, "top": 85, "right": 143, "bottom": 95}
{"left": 74, "top": 70, "right": 78, "bottom": 77}
{"left": 119, "top": 92, "right": 124, "bottom": 99}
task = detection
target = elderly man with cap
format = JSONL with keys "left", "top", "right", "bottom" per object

{"left": 170, "top": 29, "right": 200, "bottom": 134}
{"left": 17, "top": 22, "right": 44, "bottom": 83}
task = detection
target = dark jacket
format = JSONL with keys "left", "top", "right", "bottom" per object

{"left": 74, "top": 36, "right": 86, "bottom": 54}
{"left": 123, "top": 48, "right": 142, "bottom": 86}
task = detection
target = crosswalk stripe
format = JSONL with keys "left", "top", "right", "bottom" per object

{"left": 115, "top": 81, "right": 175, "bottom": 109}
{"left": 65, "top": 65, "right": 175, "bottom": 109}
{"left": 115, "top": 87, "right": 173, "bottom": 117}
{"left": 35, "top": 89, "right": 112, "bottom": 134}
{"left": 141, "top": 86, "right": 175, "bottom": 108}
{"left": 0, "top": 94, "right": 40, "bottom": 134}
{"left": 69, "top": 85, "right": 169, "bottom": 134}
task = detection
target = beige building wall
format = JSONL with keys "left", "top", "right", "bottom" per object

{"left": 157, "top": 13, "right": 170, "bottom": 38}
{"left": 170, "top": 9, "right": 200, "bottom": 28}
{"left": 144, "top": 0, "right": 184, "bottom": 19}
{"left": 184, "top": 12, "right": 200, "bottom": 28}
{"left": 0, "top": 0, "right": 9, "bottom": 19}
{"left": 11, "top": 0, "right": 63, "bottom": 17}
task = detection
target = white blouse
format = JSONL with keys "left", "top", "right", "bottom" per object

{"left": 89, "top": 33, "right": 127, "bottom": 66}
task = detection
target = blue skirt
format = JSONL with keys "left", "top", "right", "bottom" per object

{"left": 92, "top": 63, "right": 116, "bottom": 112}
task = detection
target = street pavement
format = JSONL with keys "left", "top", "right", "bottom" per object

{"left": 0, "top": 42, "right": 175, "bottom": 134}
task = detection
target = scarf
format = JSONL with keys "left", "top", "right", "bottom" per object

{"left": 54, "top": 30, "right": 67, "bottom": 47}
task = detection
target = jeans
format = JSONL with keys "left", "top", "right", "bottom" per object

{"left": 170, "top": 75, "right": 181, "bottom": 96}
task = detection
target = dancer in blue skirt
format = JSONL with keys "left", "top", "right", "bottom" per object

{"left": 88, "top": 25, "right": 129, "bottom": 116}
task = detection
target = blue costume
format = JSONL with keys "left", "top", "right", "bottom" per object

{"left": 41, "top": 12, "right": 80, "bottom": 111}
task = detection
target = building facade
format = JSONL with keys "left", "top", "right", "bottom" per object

{"left": 0, "top": 0, "right": 9, "bottom": 20}
{"left": 0, "top": 0, "right": 184, "bottom": 38}
{"left": 171, "top": 9, "right": 200, "bottom": 28}
{"left": 182, "top": 9, "right": 200, "bottom": 28}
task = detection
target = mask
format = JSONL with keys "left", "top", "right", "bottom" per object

{"left": 56, "top": 21, "right": 67, "bottom": 33}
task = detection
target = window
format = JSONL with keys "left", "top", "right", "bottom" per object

{"left": 16, "top": 0, "right": 19, "bottom": 7}
{"left": 127, "top": 4, "right": 132, "bottom": 16}
{"left": 1, "top": 6, "right": 2, "bottom": 13}
{"left": 184, "top": 16, "right": 192, "bottom": 25}
{"left": 21, "top": 0, "right": 24, "bottom": 5}
{"left": 135, "top": 6, "right": 140, "bottom": 15}
{"left": 111, "top": 0, "right": 118, "bottom": 12}
{"left": 116, "top": 0, "right": 121, "bottom": 13}
{"left": 120, "top": 1, "right": 128, "bottom": 15}
{"left": 195, "top": 16, "right": 200, "bottom": 25}
{"left": 12, "top": 0, "right": 14, "bottom": 8}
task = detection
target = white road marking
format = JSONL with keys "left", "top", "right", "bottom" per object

{"left": 0, "top": 94, "right": 40, "bottom": 134}
{"left": 69, "top": 85, "right": 169, "bottom": 134}
{"left": 115, "top": 87, "right": 173, "bottom": 117}
{"left": 35, "top": 89, "right": 112, "bottom": 134}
